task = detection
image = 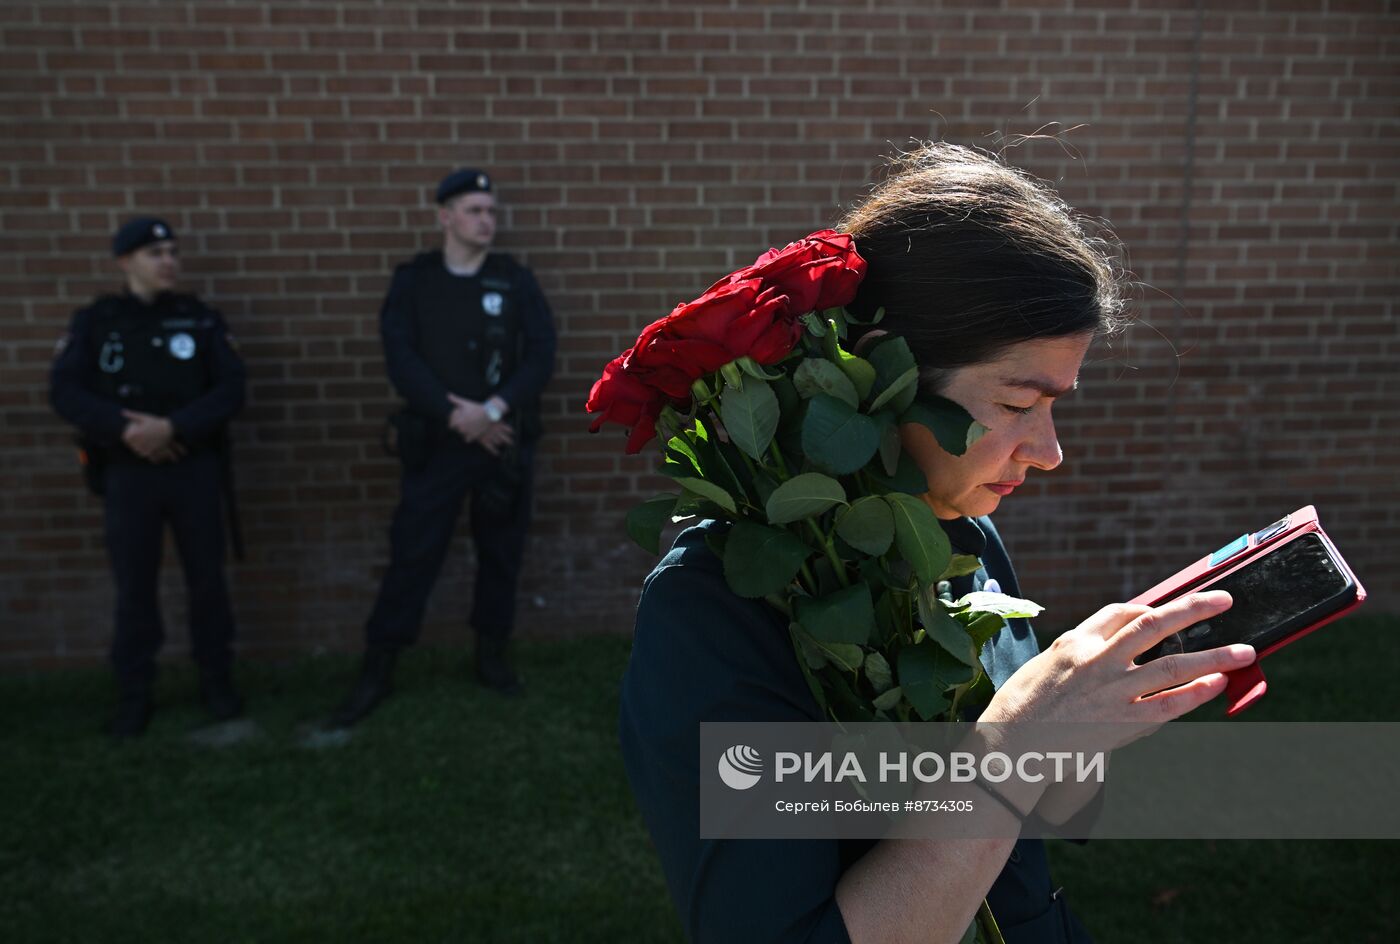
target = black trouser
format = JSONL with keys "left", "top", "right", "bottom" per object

{"left": 365, "top": 435, "right": 535, "bottom": 650}
{"left": 103, "top": 451, "right": 234, "bottom": 690}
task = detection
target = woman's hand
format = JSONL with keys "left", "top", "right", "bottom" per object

{"left": 970, "top": 591, "right": 1257, "bottom": 819}
{"left": 983, "top": 590, "right": 1256, "bottom": 728}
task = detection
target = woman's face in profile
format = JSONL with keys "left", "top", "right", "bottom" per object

{"left": 899, "top": 332, "right": 1093, "bottom": 520}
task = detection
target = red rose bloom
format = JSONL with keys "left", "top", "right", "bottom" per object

{"left": 585, "top": 349, "right": 671, "bottom": 454}
{"left": 585, "top": 229, "right": 867, "bottom": 453}
{"left": 710, "top": 229, "right": 866, "bottom": 315}
{"left": 627, "top": 278, "right": 798, "bottom": 398}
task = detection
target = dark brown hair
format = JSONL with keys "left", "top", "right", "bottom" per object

{"left": 839, "top": 142, "right": 1128, "bottom": 391}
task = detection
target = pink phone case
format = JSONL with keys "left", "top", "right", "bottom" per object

{"left": 1128, "top": 505, "right": 1367, "bottom": 716}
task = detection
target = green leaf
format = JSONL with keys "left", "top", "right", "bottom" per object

{"left": 721, "top": 520, "right": 811, "bottom": 598}
{"left": 885, "top": 492, "right": 952, "bottom": 585}
{"left": 949, "top": 591, "right": 1045, "bottom": 619}
{"left": 793, "top": 358, "right": 860, "bottom": 409}
{"left": 751, "top": 468, "right": 780, "bottom": 508}
{"left": 737, "top": 356, "right": 784, "bottom": 381}
{"left": 765, "top": 472, "right": 847, "bottom": 524}
{"left": 898, "top": 639, "right": 969, "bottom": 720}
{"left": 684, "top": 416, "right": 746, "bottom": 501}
{"left": 794, "top": 630, "right": 827, "bottom": 671}
{"left": 775, "top": 396, "right": 807, "bottom": 467}
{"left": 871, "top": 686, "right": 903, "bottom": 712}
{"left": 795, "top": 582, "right": 875, "bottom": 646}
{"left": 874, "top": 411, "right": 901, "bottom": 476}
{"left": 720, "top": 361, "right": 744, "bottom": 391}
{"left": 867, "top": 336, "right": 920, "bottom": 412}
{"left": 663, "top": 433, "right": 702, "bottom": 476}
{"left": 900, "top": 396, "right": 986, "bottom": 457}
{"left": 823, "top": 309, "right": 850, "bottom": 338}
{"left": 864, "top": 650, "right": 894, "bottom": 693}
{"left": 918, "top": 590, "right": 979, "bottom": 667}
{"left": 801, "top": 312, "right": 827, "bottom": 336}
{"left": 711, "top": 435, "right": 755, "bottom": 505}
{"left": 866, "top": 451, "right": 929, "bottom": 495}
{"left": 823, "top": 325, "right": 876, "bottom": 400}
{"left": 952, "top": 669, "right": 995, "bottom": 718}
{"left": 625, "top": 494, "right": 678, "bottom": 555}
{"left": 813, "top": 639, "right": 865, "bottom": 673}
{"left": 939, "top": 554, "right": 984, "bottom": 581}
{"left": 703, "top": 528, "right": 728, "bottom": 563}
{"left": 867, "top": 365, "right": 918, "bottom": 413}
{"left": 801, "top": 394, "right": 881, "bottom": 475}
{"left": 772, "top": 372, "right": 801, "bottom": 418}
{"left": 835, "top": 496, "right": 895, "bottom": 556}
{"left": 674, "top": 477, "right": 737, "bottom": 514}
{"left": 823, "top": 668, "right": 875, "bottom": 721}
{"left": 789, "top": 624, "right": 829, "bottom": 712}
{"left": 720, "top": 375, "right": 780, "bottom": 460}
{"left": 843, "top": 304, "right": 884, "bottom": 326}
{"left": 964, "top": 611, "right": 1007, "bottom": 651}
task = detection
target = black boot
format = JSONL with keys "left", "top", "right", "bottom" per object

{"left": 475, "top": 634, "right": 522, "bottom": 696}
{"left": 327, "top": 646, "right": 398, "bottom": 728}
{"left": 199, "top": 667, "right": 244, "bottom": 723}
{"left": 106, "top": 684, "right": 153, "bottom": 738}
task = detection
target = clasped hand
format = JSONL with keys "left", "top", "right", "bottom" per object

{"left": 446, "top": 394, "right": 514, "bottom": 456}
{"left": 121, "top": 410, "right": 185, "bottom": 464}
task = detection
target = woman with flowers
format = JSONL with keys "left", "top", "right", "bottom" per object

{"left": 590, "top": 143, "right": 1255, "bottom": 943}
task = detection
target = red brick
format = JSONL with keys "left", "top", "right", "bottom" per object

{"left": 0, "top": 0, "right": 1395, "bottom": 665}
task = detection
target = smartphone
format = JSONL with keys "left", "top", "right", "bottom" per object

{"left": 1129, "top": 506, "right": 1366, "bottom": 714}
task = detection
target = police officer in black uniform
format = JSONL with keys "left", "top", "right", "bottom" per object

{"left": 50, "top": 217, "right": 247, "bottom": 737}
{"left": 329, "top": 168, "right": 556, "bottom": 727}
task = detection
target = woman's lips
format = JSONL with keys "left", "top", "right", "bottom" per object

{"left": 984, "top": 481, "right": 1022, "bottom": 496}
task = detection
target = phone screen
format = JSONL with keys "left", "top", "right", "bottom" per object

{"left": 1141, "top": 533, "right": 1355, "bottom": 661}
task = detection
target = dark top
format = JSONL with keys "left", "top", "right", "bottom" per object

{"left": 49, "top": 290, "right": 245, "bottom": 455}
{"left": 619, "top": 516, "right": 1093, "bottom": 943}
{"left": 379, "top": 249, "right": 556, "bottom": 425}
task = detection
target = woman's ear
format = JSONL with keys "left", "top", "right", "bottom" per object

{"left": 852, "top": 328, "right": 888, "bottom": 357}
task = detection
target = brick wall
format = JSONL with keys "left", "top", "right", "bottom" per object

{"left": 2, "top": 0, "right": 1396, "bottom": 666}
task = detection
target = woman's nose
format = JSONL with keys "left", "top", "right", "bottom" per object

{"left": 1015, "top": 413, "right": 1063, "bottom": 472}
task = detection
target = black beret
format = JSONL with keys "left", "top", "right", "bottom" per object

{"left": 435, "top": 168, "right": 492, "bottom": 204}
{"left": 111, "top": 216, "right": 176, "bottom": 257}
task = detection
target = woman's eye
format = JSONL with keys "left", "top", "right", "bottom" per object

{"left": 1001, "top": 404, "right": 1035, "bottom": 416}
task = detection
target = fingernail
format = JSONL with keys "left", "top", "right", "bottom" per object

{"left": 1229, "top": 644, "right": 1255, "bottom": 663}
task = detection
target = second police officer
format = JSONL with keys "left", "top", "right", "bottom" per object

{"left": 329, "top": 168, "right": 557, "bottom": 727}
{"left": 50, "top": 217, "right": 247, "bottom": 737}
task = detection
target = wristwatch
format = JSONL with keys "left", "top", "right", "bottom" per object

{"left": 483, "top": 399, "right": 505, "bottom": 423}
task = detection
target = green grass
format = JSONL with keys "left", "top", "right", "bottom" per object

{"left": 1048, "top": 613, "right": 1400, "bottom": 943}
{"left": 2, "top": 617, "right": 1397, "bottom": 942}
{"left": 0, "top": 638, "right": 683, "bottom": 944}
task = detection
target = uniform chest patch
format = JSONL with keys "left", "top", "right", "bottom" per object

{"left": 482, "top": 292, "right": 504, "bottom": 317}
{"left": 168, "top": 332, "right": 197, "bottom": 360}
{"left": 99, "top": 335, "right": 125, "bottom": 373}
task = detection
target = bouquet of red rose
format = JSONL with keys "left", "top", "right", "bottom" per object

{"left": 590, "top": 230, "right": 1043, "bottom": 943}
{"left": 587, "top": 230, "right": 1043, "bottom": 728}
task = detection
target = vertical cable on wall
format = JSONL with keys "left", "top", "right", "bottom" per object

{"left": 1155, "top": 0, "right": 1204, "bottom": 581}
